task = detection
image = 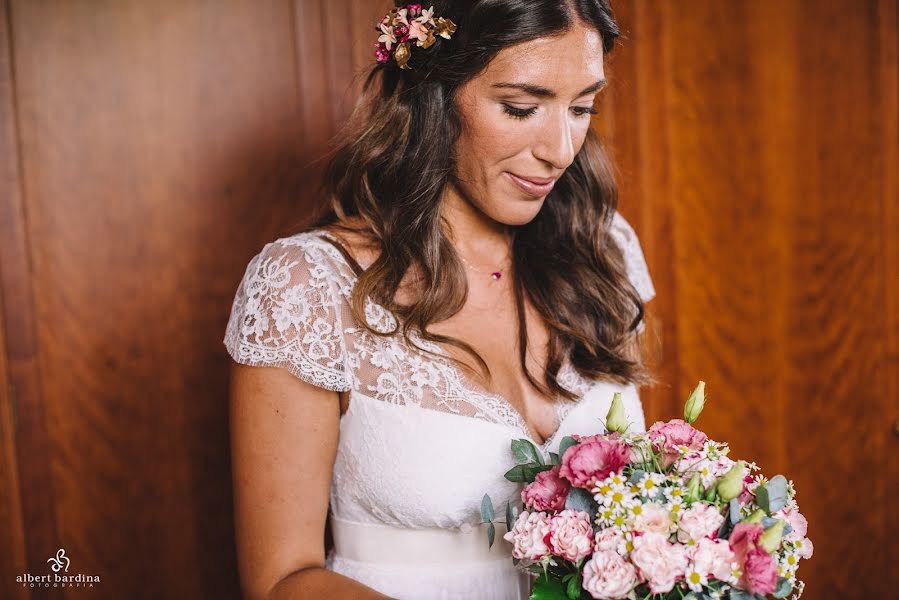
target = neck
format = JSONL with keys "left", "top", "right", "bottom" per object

{"left": 440, "top": 182, "right": 513, "bottom": 263}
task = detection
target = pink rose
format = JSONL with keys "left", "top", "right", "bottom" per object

{"left": 521, "top": 465, "right": 570, "bottom": 512}
{"left": 630, "top": 532, "right": 689, "bottom": 594}
{"left": 632, "top": 503, "right": 674, "bottom": 535}
{"left": 582, "top": 550, "right": 638, "bottom": 599}
{"left": 503, "top": 511, "right": 552, "bottom": 560}
{"left": 595, "top": 527, "right": 628, "bottom": 555}
{"left": 647, "top": 419, "right": 708, "bottom": 468}
{"left": 548, "top": 509, "right": 594, "bottom": 562}
{"left": 560, "top": 438, "right": 630, "bottom": 489}
{"left": 742, "top": 547, "right": 778, "bottom": 594}
{"left": 676, "top": 503, "right": 725, "bottom": 543}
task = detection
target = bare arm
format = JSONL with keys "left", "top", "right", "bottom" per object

{"left": 229, "top": 362, "right": 395, "bottom": 600}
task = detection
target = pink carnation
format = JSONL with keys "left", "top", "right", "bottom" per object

{"left": 548, "top": 509, "right": 594, "bottom": 562}
{"left": 594, "top": 527, "right": 628, "bottom": 555}
{"left": 582, "top": 550, "right": 638, "bottom": 599}
{"left": 647, "top": 419, "right": 708, "bottom": 468}
{"left": 728, "top": 522, "right": 763, "bottom": 566}
{"left": 676, "top": 503, "right": 725, "bottom": 543}
{"left": 521, "top": 465, "right": 570, "bottom": 512}
{"left": 742, "top": 547, "right": 778, "bottom": 594}
{"left": 630, "top": 531, "right": 689, "bottom": 594}
{"left": 503, "top": 510, "right": 552, "bottom": 560}
{"left": 687, "top": 537, "right": 738, "bottom": 584}
{"left": 632, "top": 503, "right": 674, "bottom": 535}
{"left": 560, "top": 438, "right": 630, "bottom": 489}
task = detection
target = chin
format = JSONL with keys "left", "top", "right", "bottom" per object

{"left": 488, "top": 200, "right": 545, "bottom": 226}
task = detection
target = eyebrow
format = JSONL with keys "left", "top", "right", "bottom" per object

{"left": 490, "top": 79, "right": 607, "bottom": 98}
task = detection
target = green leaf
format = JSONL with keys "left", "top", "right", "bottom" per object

{"left": 529, "top": 571, "right": 569, "bottom": 600}
{"left": 549, "top": 452, "right": 561, "bottom": 465}
{"left": 565, "top": 487, "right": 597, "bottom": 513}
{"left": 756, "top": 474, "right": 789, "bottom": 514}
{"left": 728, "top": 590, "right": 756, "bottom": 600}
{"left": 503, "top": 463, "right": 555, "bottom": 483}
{"left": 487, "top": 522, "right": 495, "bottom": 549}
{"left": 481, "top": 494, "right": 494, "bottom": 522}
{"left": 772, "top": 576, "right": 793, "bottom": 598}
{"left": 558, "top": 436, "right": 577, "bottom": 461}
{"left": 565, "top": 570, "right": 582, "bottom": 599}
{"left": 512, "top": 439, "right": 545, "bottom": 466}
{"left": 506, "top": 500, "right": 519, "bottom": 531}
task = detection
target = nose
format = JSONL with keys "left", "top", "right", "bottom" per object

{"left": 532, "top": 107, "right": 577, "bottom": 169}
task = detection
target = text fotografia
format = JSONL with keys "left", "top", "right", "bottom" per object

{"left": 17, "top": 573, "right": 100, "bottom": 588}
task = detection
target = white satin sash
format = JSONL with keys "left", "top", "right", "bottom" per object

{"left": 329, "top": 514, "right": 515, "bottom": 565}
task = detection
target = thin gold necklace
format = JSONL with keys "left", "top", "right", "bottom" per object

{"left": 457, "top": 251, "right": 512, "bottom": 281}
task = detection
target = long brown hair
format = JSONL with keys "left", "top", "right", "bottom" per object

{"left": 302, "top": 0, "right": 657, "bottom": 398}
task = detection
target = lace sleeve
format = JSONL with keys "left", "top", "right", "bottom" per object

{"left": 609, "top": 210, "right": 657, "bottom": 332}
{"left": 223, "top": 237, "right": 353, "bottom": 392}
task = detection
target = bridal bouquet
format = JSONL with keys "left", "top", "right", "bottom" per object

{"left": 480, "top": 382, "right": 813, "bottom": 600}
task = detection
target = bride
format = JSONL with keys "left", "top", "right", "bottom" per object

{"left": 224, "top": 1, "right": 657, "bottom": 598}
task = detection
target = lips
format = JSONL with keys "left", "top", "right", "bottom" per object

{"left": 507, "top": 172, "right": 556, "bottom": 197}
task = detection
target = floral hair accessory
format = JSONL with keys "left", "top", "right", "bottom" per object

{"left": 374, "top": 4, "right": 457, "bottom": 70}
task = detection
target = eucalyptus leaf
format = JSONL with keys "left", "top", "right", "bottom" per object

{"left": 504, "top": 463, "right": 554, "bottom": 483}
{"left": 549, "top": 452, "right": 561, "bottom": 466}
{"left": 565, "top": 487, "right": 598, "bottom": 513}
{"left": 728, "top": 590, "right": 756, "bottom": 600}
{"left": 756, "top": 475, "right": 789, "bottom": 515}
{"left": 506, "top": 500, "right": 519, "bottom": 531}
{"left": 729, "top": 498, "right": 742, "bottom": 525}
{"left": 772, "top": 576, "right": 793, "bottom": 598}
{"left": 512, "top": 439, "right": 545, "bottom": 466}
{"left": 487, "top": 522, "right": 496, "bottom": 549}
{"left": 627, "top": 469, "right": 646, "bottom": 484}
{"left": 558, "top": 436, "right": 577, "bottom": 461}
{"left": 529, "top": 572, "right": 569, "bottom": 600}
{"left": 481, "top": 494, "right": 495, "bottom": 523}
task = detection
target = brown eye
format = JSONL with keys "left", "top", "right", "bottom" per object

{"left": 502, "top": 104, "right": 538, "bottom": 119}
{"left": 573, "top": 106, "right": 598, "bottom": 117}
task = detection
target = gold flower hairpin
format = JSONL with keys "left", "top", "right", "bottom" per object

{"left": 374, "top": 4, "right": 457, "bottom": 70}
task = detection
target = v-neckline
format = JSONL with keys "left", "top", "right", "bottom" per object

{"left": 311, "top": 229, "right": 588, "bottom": 450}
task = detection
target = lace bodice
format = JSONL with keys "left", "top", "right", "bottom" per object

{"left": 222, "top": 210, "right": 656, "bottom": 597}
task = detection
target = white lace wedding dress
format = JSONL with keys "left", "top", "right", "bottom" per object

{"left": 223, "top": 210, "right": 656, "bottom": 600}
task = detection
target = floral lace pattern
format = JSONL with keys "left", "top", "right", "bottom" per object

{"left": 223, "top": 210, "right": 656, "bottom": 446}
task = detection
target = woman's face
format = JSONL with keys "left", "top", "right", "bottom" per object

{"left": 450, "top": 20, "right": 606, "bottom": 226}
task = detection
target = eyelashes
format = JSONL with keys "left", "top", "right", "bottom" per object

{"left": 501, "top": 103, "right": 598, "bottom": 120}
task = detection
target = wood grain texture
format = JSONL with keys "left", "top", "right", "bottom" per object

{"left": 0, "top": 0, "right": 894, "bottom": 598}
{"left": 610, "top": 0, "right": 897, "bottom": 596}
{"left": 0, "top": 1, "right": 57, "bottom": 597}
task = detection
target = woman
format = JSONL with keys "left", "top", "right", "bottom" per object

{"left": 224, "top": 1, "right": 657, "bottom": 598}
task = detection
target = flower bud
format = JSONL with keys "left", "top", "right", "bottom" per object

{"left": 759, "top": 519, "right": 786, "bottom": 553}
{"left": 605, "top": 392, "right": 628, "bottom": 434}
{"left": 685, "top": 472, "right": 703, "bottom": 503}
{"left": 683, "top": 380, "right": 706, "bottom": 424}
{"left": 716, "top": 460, "right": 746, "bottom": 502}
{"left": 744, "top": 508, "right": 766, "bottom": 524}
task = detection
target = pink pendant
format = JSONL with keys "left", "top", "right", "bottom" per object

{"left": 491, "top": 272, "right": 502, "bottom": 280}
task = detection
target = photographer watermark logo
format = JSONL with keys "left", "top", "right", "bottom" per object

{"left": 16, "top": 548, "right": 101, "bottom": 588}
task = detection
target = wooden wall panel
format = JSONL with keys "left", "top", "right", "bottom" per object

{"left": 611, "top": 1, "right": 898, "bottom": 597}
{"left": 0, "top": 0, "right": 894, "bottom": 598}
